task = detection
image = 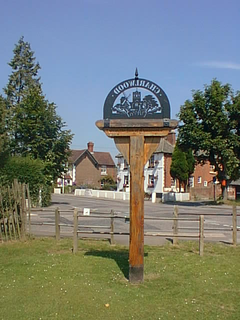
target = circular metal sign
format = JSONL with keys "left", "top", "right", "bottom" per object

{"left": 103, "top": 75, "right": 170, "bottom": 120}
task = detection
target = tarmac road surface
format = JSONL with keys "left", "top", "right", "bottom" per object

{"left": 28, "top": 194, "right": 239, "bottom": 246}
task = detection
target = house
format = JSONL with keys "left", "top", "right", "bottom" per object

{"left": 116, "top": 131, "right": 222, "bottom": 200}
{"left": 58, "top": 142, "right": 116, "bottom": 189}
{"left": 116, "top": 131, "right": 176, "bottom": 196}
{"left": 229, "top": 179, "right": 240, "bottom": 200}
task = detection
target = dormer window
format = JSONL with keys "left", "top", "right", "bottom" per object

{"left": 124, "top": 159, "right": 129, "bottom": 170}
{"left": 101, "top": 166, "right": 107, "bottom": 175}
{"left": 148, "top": 155, "right": 155, "bottom": 168}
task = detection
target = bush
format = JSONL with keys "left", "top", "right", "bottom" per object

{"left": 0, "top": 156, "right": 51, "bottom": 206}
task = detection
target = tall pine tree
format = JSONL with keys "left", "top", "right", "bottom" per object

{"left": 4, "top": 37, "right": 73, "bottom": 182}
{"left": 0, "top": 95, "right": 9, "bottom": 166}
{"left": 4, "top": 36, "right": 41, "bottom": 105}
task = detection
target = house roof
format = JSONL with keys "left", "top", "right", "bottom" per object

{"left": 230, "top": 179, "right": 240, "bottom": 186}
{"left": 115, "top": 138, "right": 174, "bottom": 159}
{"left": 155, "top": 139, "right": 174, "bottom": 154}
{"left": 69, "top": 149, "right": 115, "bottom": 167}
{"left": 69, "top": 150, "right": 85, "bottom": 163}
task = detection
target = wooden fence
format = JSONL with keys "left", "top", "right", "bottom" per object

{"left": 24, "top": 205, "right": 239, "bottom": 257}
{"left": 0, "top": 180, "right": 31, "bottom": 242}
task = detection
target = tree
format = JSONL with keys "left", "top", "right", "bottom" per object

{"left": 14, "top": 87, "right": 73, "bottom": 182}
{"left": 4, "top": 36, "right": 41, "bottom": 154}
{"left": 170, "top": 145, "right": 189, "bottom": 192}
{"left": 3, "top": 37, "right": 73, "bottom": 182}
{"left": 0, "top": 95, "right": 9, "bottom": 166}
{"left": 4, "top": 36, "right": 41, "bottom": 105}
{"left": 178, "top": 79, "right": 240, "bottom": 199}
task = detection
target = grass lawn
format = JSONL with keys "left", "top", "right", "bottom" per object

{"left": 0, "top": 238, "right": 240, "bottom": 320}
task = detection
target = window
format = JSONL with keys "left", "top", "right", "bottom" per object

{"left": 189, "top": 176, "right": 194, "bottom": 188}
{"left": 204, "top": 181, "right": 208, "bottom": 187}
{"left": 171, "top": 178, "right": 176, "bottom": 187}
{"left": 198, "top": 176, "right": 202, "bottom": 184}
{"left": 101, "top": 166, "right": 107, "bottom": 175}
{"left": 124, "top": 160, "right": 129, "bottom": 170}
{"left": 148, "top": 175, "right": 154, "bottom": 187}
{"left": 148, "top": 155, "right": 155, "bottom": 168}
{"left": 124, "top": 175, "right": 129, "bottom": 186}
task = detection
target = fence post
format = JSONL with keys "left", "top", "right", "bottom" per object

{"left": 232, "top": 205, "right": 237, "bottom": 247}
{"left": 173, "top": 205, "right": 178, "bottom": 245}
{"left": 26, "top": 184, "right": 31, "bottom": 235}
{"left": 73, "top": 208, "right": 78, "bottom": 254}
{"left": 55, "top": 207, "right": 60, "bottom": 241}
{"left": 110, "top": 210, "right": 114, "bottom": 245}
{"left": 199, "top": 215, "right": 204, "bottom": 256}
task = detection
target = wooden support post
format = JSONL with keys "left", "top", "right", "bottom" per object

{"left": 55, "top": 207, "right": 60, "bottom": 241}
{"left": 232, "top": 205, "right": 237, "bottom": 247}
{"left": 110, "top": 209, "right": 114, "bottom": 245}
{"left": 199, "top": 215, "right": 204, "bottom": 256}
{"left": 73, "top": 208, "right": 78, "bottom": 254}
{"left": 129, "top": 135, "right": 145, "bottom": 283}
{"left": 173, "top": 205, "right": 178, "bottom": 245}
{"left": 96, "top": 118, "right": 178, "bottom": 284}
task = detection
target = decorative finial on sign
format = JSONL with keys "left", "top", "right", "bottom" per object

{"left": 135, "top": 68, "right": 139, "bottom": 80}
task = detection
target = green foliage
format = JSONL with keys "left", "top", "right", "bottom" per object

{"left": 4, "top": 36, "right": 41, "bottom": 105}
{"left": 170, "top": 145, "right": 189, "bottom": 190}
{"left": 178, "top": 79, "right": 240, "bottom": 196}
{"left": 0, "top": 156, "right": 50, "bottom": 206}
{"left": 0, "top": 95, "right": 9, "bottom": 166}
{"left": 100, "top": 175, "right": 115, "bottom": 185}
{"left": 3, "top": 37, "right": 73, "bottom": 183}
{"left": 12, "top": 87, "right": 73, "bottom": 181}
{"left": 100, "top": 175, "right": 117, "bottom": 190}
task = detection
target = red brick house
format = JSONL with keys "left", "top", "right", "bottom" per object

{"left": 116, "top": 131, "right": 223, "bottom": 200}
{"left": 67, "top": 142, "right": 116, "bottom": 188}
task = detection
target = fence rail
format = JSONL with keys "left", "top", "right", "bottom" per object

{"left": 0, "top": 180, "right": 30, "bottom": 242}
{"left": 3, "top": 199, "right": 238, "bottom": 257}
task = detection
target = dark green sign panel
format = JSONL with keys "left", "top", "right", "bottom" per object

{"left": 103, "top": 71, "right": 171, "bottom": 120}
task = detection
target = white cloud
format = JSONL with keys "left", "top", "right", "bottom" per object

{"left": 195, "top": 61, "right": 240, "bottom": 70}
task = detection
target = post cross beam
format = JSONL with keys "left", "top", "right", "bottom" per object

{"left": 96, "top": 119, "right": 178, "bottom": 283}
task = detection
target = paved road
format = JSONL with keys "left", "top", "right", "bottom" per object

{"left": 29, "top": 194, "right": 239, "bottom": 246}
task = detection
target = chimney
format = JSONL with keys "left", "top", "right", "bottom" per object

{"left": 166, "top": 130, "right": 176, "bottom": 146}
{"left": 87, "top": 141, "right": 94, "bottom": 153}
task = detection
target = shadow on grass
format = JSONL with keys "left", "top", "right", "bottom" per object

{"left": 85, "top": 249, "right": 148, "bottom": 280}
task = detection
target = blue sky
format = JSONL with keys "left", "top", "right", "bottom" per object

{"left": 1, "top": 0, "right": 239, "bottom": 160}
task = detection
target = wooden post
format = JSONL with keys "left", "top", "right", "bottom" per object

{"left": 110, "top": 209, "right": 114, "bottom": 245}
{"left": 21, "top": 183, "right": 26, "bottom": 240}
{"left": 173, "top": 205, "right": 178, "bottom": 245}
{"left": 0, "top": 190, "right": 8, "bottom": 241}
{"left": 73, "top": 208, "right": 78, "bottom": 254}
{"left": 55, "top": 207, "right": 60, "bottom": 241}
{"left": 232, "top": 205, "right": 237, "bottom": 247}
{"left": 26, "top": 184, "right": 32, "bottom": 235}
{"left": 8, "top": 187, "right": 16, "bottom": 240}
{"left": 199, "top": 215, "right": 204, "bottom": 256}
{"left": 96, "top": 119, "right": 178, "bottom": 283}
{"left": 12, "top": 183, "right": 21, "bottom": 239}
{"left": 128, "top": 135, "right": 145, "bottom": 282}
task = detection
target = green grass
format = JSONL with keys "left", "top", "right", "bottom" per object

{"left": 0, "top": 238, "right": 240, "bottom": 320}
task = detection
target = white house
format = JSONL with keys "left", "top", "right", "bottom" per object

{"left": 116, "top": 135, "right": 177, "bottom": 196}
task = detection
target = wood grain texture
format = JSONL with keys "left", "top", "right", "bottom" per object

{"left": 114, "top": 137, "right": 130, "bottom": 164}
{"left": 129, "top": 135, "right": 145, "bottom": 276}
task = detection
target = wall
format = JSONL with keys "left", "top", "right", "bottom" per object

{"left": 75, "top": 155, "right": 101, "bottom": 187}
